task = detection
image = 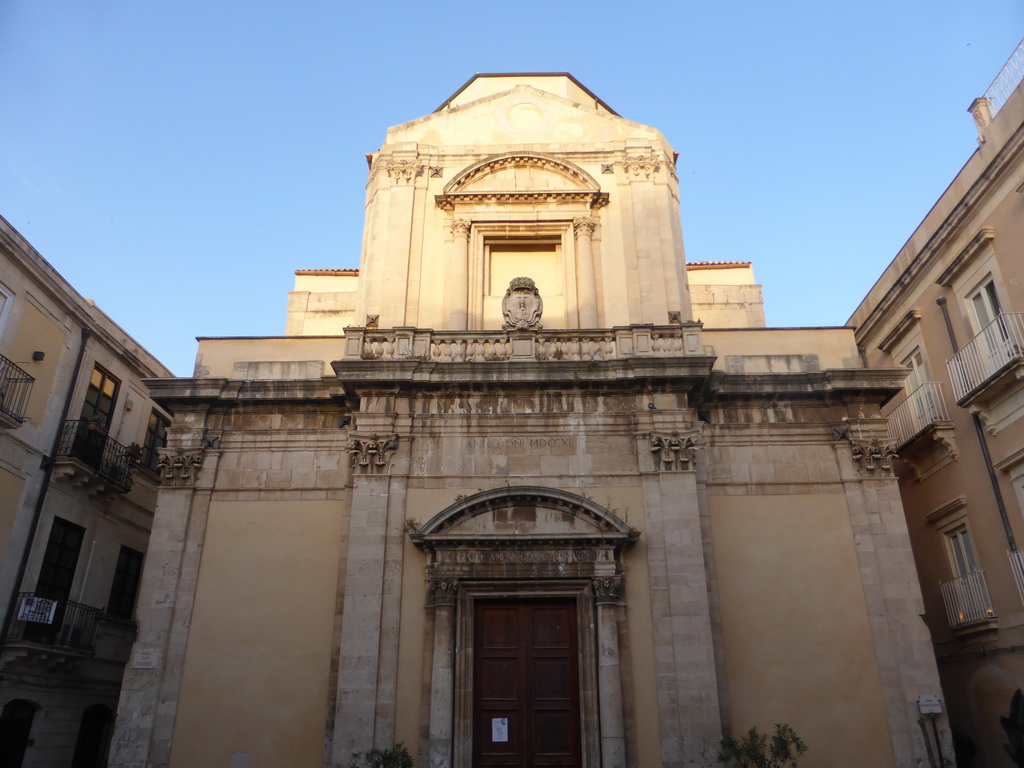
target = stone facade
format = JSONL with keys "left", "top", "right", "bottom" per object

{"left": 850, "top": 46, "right": 1024, "bottom": 767}
{"left": 111, "top": 74, "right": 950, "bottom": 768}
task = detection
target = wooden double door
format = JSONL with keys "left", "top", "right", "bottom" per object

{"left": 473, "top": 599, "right": 583, "bottom": 768}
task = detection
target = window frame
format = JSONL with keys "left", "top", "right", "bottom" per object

{"left": 141, "top": 409, "right": 170, "bottom": 473}
{"left": 106, "top": 545, "right": 145, "bottom": 619}
{"left": 80, "top": 365, "right": 121, "bottom": 429}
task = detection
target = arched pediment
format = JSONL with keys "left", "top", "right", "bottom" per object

{"left": 410, "top": 486, "right": 638, "bottom": 546}
{"left": 436, "top": 153, "right": 607, "bottom": 210}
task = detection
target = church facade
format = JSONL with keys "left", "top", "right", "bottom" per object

{"left": 111, "top": 74, "right": 950, "bottom": 768}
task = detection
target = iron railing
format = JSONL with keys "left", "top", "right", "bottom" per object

{"left": 56, "top": 420, "right": 136, "bottom": 492}
{"left": 940, "top": 570, "right": 995, "bottom": 628}
{"left": 984, "top": 38, "right": 1024, "bottom": 117}
{"left": 6, "top": 592, "right": 100, "bottom": 652}
{"left": 0, "top": 353, "right": 34, "bottom": 423}
{"left": 946, "top": 313, "right": 1024, "bottom": 401}
{"left": 1009, "top": 550, "right": 1024, "bottom": 605}
{"left": 886, "top": 382, "right": 950, "bottom": 448}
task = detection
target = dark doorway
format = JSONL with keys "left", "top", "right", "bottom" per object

{"left": 0, "top": 699, "right": 36, "bottom": 767}
{"left": 473, "top": 599, "right": 582, "bottom": 767}
{"left": 71, "top": 704, "right": 114, "bottom": 768}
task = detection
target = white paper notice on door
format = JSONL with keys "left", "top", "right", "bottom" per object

{"left": 491, "top": 717, "right": 509, "bottom": 743}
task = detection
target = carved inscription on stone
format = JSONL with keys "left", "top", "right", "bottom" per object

{"left": 501, "top": 277, "right": 544, "bottom": 330}
{"left": 435, "top": 549, "right": 605, "bottom": 565}
{"left": 649, "top": 431, "right": 698, "bottom": 471}
{"left": 462, "top": 436, "right": 577, "bottom": 451}
{"left": 850, "top": 438, "right": 896, "bottom": 475}
{"left": 157, "top": 448, "right": 204, "bottom": 487}
{"left": 348, "top": 433, "right": 399, "bottom": 474}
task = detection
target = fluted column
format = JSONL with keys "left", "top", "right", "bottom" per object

{"left": 574, "top": 217, "right": 598, "bottom": 327}
{"left": 449, "top": 219, "right": 471, "bottom": 330}
{"left": 594, "top": 576, "right": 626, "bottom": 768}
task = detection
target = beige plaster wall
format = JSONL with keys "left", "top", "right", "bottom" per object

{"left": 702, "top": 328, "right": 860, "bottom": 370}
{"left": 194, "top": 337, "right": 343, "bottom": 378}
{"left": 9, "top": 299, "right": 66, "bottom": 426}
{"left": 709, "top": 493, "right": 894, "bottom": 768}
{"left": 168, "top": 500, "right": 343, "bottom": 768}
{"left": 0, "top": 467, "right": 25, "bottom": 556}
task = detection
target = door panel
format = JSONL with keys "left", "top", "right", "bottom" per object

{"left": 474, "top": 600, "right": 582, "bottom": 768}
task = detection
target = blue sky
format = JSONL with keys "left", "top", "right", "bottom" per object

{"left": 2, "top": 1, "right": 1022, "bottom": 376}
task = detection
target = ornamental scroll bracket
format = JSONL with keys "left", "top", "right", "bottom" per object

{"left": 348, "top": 433, "right": 399, "bottom": 474}
{"left": 850, "top": 438, "right": 897, "bottom": 476}
{"left": 157, "top": 447, "right": 204, "bottom": 487}
{"left": 649, "top": 431, "right": 698, "bottom": 471}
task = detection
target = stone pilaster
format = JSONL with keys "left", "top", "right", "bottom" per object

{"left": 640, "top": 468, "right": 721, "bottom": 768}
{"left": 331, "top": 474, "right": 408, "bottom": 763}
{"left": 574, "top": 217, "right": 598, "bottom": 327}
{"left": 427, "top": 580, "right": 457, "bottom": 768}
{"left": 594, "top": 577, "right": 626, "bottom": 768}
{"left": 448, "top": 219, "right": 471, "bottom": 330}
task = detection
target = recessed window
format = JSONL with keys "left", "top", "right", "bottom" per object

{"left": 36, "top": 517, "right": 85, "bottom": 601}
{"left": 107, "top": 546, "right": 144, "bottom": 619}
{"left": 141, "top": 410, "right": 170, "bottom": 472}
{"left": 969, "top": 278, "right": 1002, "bottom": 332}
{"left": 946, "top": 525, "right": 978, "bottom": 579}
{"left": 80, "top": 366, "right": 120, "bottom": 429}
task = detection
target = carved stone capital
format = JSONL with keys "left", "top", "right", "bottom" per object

{"left": 385, "top": 159, "right": 421, "bottom": 183}
{"left": 850, "top": 438, "right": 897, "bottom": 476}
{"left": 157, "top": 447, "right": 204, "bottom": 487}
{"left": 623, "top": 155, "right": 659, "bottom": 179}
{"left": 348, "top": 433, "right": 399, "bottom": 474}
{"left": 649, "top": 431, "right": 698, "bottom": 471}
{"left": 429, "top": 579, "right": 459, "bottom": 606}
{"left": 593, "top": 576, "right": 624, "bottom": 604}
{"left": 450, "top": 219, "right": 471, "bottom": 238}
{"left": 573, "top": 217, "right": 597, "bottom": 237}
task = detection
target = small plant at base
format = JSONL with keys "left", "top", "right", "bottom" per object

{"left": 719, "top": 724, "right": 807, "bottom": 768}
{"left": 347, "top": 743, "right": 413, "bottom": 768}
{"left": 399, "top": 518, "right": 421, "bottom": 534}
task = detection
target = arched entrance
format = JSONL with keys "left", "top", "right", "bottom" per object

{"left": 71, "top": 704, "right": 114, "bottom": 768}
{"left": 410, "top": 487, "right": 638, "bottom": 768}
{"left": 0, "top": 699, "right": 37, "bottom": 768}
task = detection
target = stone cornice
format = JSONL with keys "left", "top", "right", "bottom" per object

{"left": 142, "top": 377, "right": 346, "bottom": 411}
{"left": 878, "top": 310, "right": 922, "bottom": 353}
{"left": 936, "top": 227, "right": 995, "bottom": 286}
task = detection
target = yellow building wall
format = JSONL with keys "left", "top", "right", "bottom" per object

{"left": 709, "top": 493, "right": 894, "bottom": 768}
{"left": 169, "top": 500, "right": 344, "bottom": 768}
{"left": 0, "top": 467, "right": 25, "bottom": 556}
{"left": 10, "top": 300, "right": 66, "bottom": 425}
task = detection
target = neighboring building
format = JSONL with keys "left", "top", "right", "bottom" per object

{"left": 112, "top": 74, "right": 950, "bottom": 768}
{"left": 849, "top": 42, "right": 1024, "bottom": 767}
{"left": 0, "top": 216, "right": 172, "bottom": 767}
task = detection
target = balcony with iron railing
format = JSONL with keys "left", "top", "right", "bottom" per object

{"left": 6, "top": 592, "right": 100, "bottom": 652}
{"left": 940, "top": 570, "right": 997, "bottom": 633}
{"left": 0, "top": 353, "right": 34, "bottom": 428}
{"left": 946, "top": 313, "right": 1024, "bottom": 402}
{"left": 887, "top": 382, "right": 952, "bottom": 448}
{"left": 53, "top": 419, "right": 136, "bottom": 493}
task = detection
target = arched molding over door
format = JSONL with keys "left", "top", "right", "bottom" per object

{"left": 410, "top": 487, "right": 638, "bottom": 768}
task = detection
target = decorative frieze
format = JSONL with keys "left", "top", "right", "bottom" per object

{"left": 429, "top": 579, "right": 458, "bottom": 606}
{"left": 851, "top": 438, "right": 897, "bottom": 475}
{"left": 384, "top": 160, "right": 421, "bottom": 183}
{"left": 157, "top": 447, "right": 204, "bottom": 487}
{"left": 501, "top": 277, "right": 544, "bottom": 330}
{"left": 593, "top": 576, "right": 624, "bottom": 604}
{"left": 623, "top": 154, "right": 659, "bottom": 179}
{"left": 650, "top": 431, "right": 698, "bottom": 471}
{"left": 348, "top": 433, "right": 399, "bottom": 474}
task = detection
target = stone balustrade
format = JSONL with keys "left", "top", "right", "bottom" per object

{"left": 342, "top": 324, "right": 704, "bottom": 363}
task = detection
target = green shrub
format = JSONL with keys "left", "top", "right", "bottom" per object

{"left": 719, "top": 724, "right": 807, "bottom": 768}
{"left": 347, "top": 743, "right": 413, "bottom": 768}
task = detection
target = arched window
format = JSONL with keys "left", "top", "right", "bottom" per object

{"left": 71, "top": 704, "right": 114, "bottom": 768}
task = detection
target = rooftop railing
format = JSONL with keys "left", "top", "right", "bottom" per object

{"left": 6, "top": 593, "right": 100, "bottom": 652}
{"left": 0, "top": 353, "right": 34, "bottom": 424}
{"left": 886, "top": 382, "right": 950, "bottom": 448}
{"left": 946, "top": 313, "right": 1024, "bottom": 401}
{"left": 55, "top": 420, "right": 136, "bottom": 492}
{"left": 984, "top": 38, "right": 1024, "bottom": 117}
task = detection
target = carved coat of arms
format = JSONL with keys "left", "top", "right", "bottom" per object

{"left": 501, "top": 277, "right": 544, "bottom": 330}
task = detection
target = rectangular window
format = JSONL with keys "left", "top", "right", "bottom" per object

{"left": 141, "top": 410, "right": 170, "bottom": 472}
{"left": 36, "top": 518, "right": 85, "bottom": 601}
{"left": 107, "top": 546, "right": 144, "bottom": 619}
{"left": 80, "top": 366, "right": 120, "bottom": 428}
{"left": 970, "top": 278, "right": 1002, "bottom": 332}
{"left": 947, "top": 525, "right": 978, "bottom": 578}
